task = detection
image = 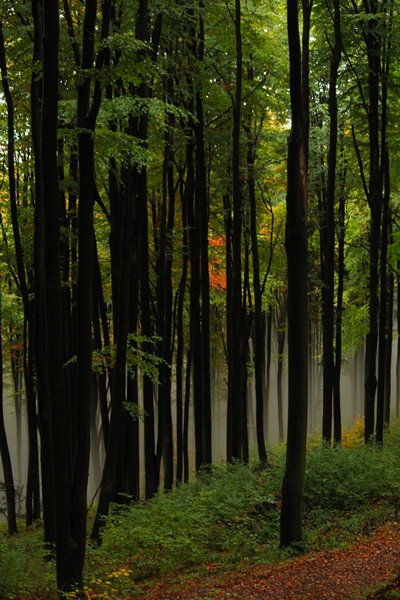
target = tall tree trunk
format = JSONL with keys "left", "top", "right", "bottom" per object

{"left": 333, "top": 147, "right": 347, "bottom": 445}
{"left": 280, "top": 0, "right": 308, "bottom": 549}
{"left": 135, "top": 2, "right": 161, "bottom": 498}
{"left": 322, "top": 0, "right": 341, "bottom": 444}
{"left": 0, "top": 287, "right": 17, "bottom": 535}
{"left": 31, "top": 0, "right": 55, "bottom": 546}
{"left": 362, "top": 1, "right": 382, "bottom": 443}
{"left": 184, "top": 2, "right": 212, "bottom": 470}
{"left": 186, "top": 134, "right": 204, "bottom": 468}
{"left": 41, "top": 0, "right": 75, "bottom": 590}
{"left": 154, "top": 97, "right": 175, "bottom": 489}
{"left": 92, "top": 182, "right": 133, "bottom": 541}
{"left": 176, "top": 172, "right": 189, "bottom": 485}
{"left": 247, "top": 90, "right": 267, "bottom": 464}
{"left": 276, "top": 302, "right": 287, "bottom": 444}
{"left": 227, "top": 0, "right": 245, "bottom": 462}
{"left": 196, "top": 0, "right": 212, "bottom": 466}
{"left": 24, "top": 318, "right": 40, "bottom": 524}
{"left": 376, "top": 5, "right": 393, "bottom": 442}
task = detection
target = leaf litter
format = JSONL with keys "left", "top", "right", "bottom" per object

{"left": 139, "top": 523, "right": 400, "bottom": 599}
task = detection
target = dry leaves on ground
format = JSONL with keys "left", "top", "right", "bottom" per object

{"left": 141, "top": 523, "right": 400, "bottom": 599}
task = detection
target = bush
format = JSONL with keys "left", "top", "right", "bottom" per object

{"left": 91, "top": 460, "right": 283, "bottom": 586}
{"left": 304, "top": 440, "right": 400, "bottom": 512}
{"left": 0, "top": 524, "right": 56, "bottom": 598}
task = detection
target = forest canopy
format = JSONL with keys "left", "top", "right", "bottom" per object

{"left": 0, "top": 0, "right": 399, "bottom": 594}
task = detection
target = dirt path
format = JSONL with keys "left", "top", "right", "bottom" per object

{"left": 142, "top": 523, "right": 400, "bottom": 599}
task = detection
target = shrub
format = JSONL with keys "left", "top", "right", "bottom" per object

{"left": 0, "top": 524, "right": 56, "bottom": 598}
{"left": 304, "top": 441, "right": 400, "bottom": 512}
{"left": 88, "top": 459, "right": 283, "bottom": 595}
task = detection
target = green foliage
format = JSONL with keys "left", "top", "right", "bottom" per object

{"left": 126, "top": 333, "right": 168, "bottom": 382}
{"left": 84, "top": 459, "right": 283, "bottom": 596}
{"left": 4, "top": 423, "right": 400, "bottom": 599}
{"left": 0, "top": 524, "right": 56, "bottom": 598}
{"left": 305, "top": 445, "right": 380, "bottom": 512}
{"left": 70, "top": 333, "right": 168, "bottom": 384}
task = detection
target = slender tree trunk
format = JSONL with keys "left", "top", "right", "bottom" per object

{"left": 176, "top": 173, "right": 189, "bottom": 485}
{"left": 24, "top": 318, "right": 40, "bottom": 524}
{"left": 377, "top": 153, "right": 391, "bottom": 442}
{"left": 376, "top": 6, "right": 393, "bottom": 442}
{"left": 183, "top": 350, "right": 192, "bottom": 483}
{"left": 196, "top": 0, "right": 212, "bottom": 466}
{"left": 41, "top": 0, "right": 76, "bottom": 590}
{"left": 31, "top": 0, "right": 55, "bottom": 546}
{"left": 155, "top": 102, "right": 175, "bottom": 489}
{"left": 363, "top": 2, "right": 382, "bottom": 443}
{"left": 280, "top": 0, "right": 308, "bottom": 549}
{"left": 0, "top": 288, "right": 17, "bottom": 535}
{"left": 277, "top": 303, "right": 287, "bottom": 444}
{"left": 322, "top": 0, "right": 341, "bottom": 444}
{"left": 265, "top": 308, "right": 273, "bottom": 436}
{"left": 333, "top": 149, "right": 347, "bottom": 444}
{"left": 247, "top": 95, "right": 267, "bottom": 464}
{"left": 92, "top": 161, "right": 134, "bottom": 542}
{"left": 227, "top": 0, "right": 245, "bottom": 462}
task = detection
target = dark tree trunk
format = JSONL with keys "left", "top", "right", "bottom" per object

{"left": 195, "top": 1, "right": 212, "bottom": 466}
{"left": 154, "top": 98, "right": 175, "bottom": 489}
{"left": 31, "top": 0, "right": 55, "bottom": 546}
{"left": 183, "top": 350, "right": 192, "bottom": 483}
{"left": 227, "top": 0, "right": 245, "bottom": 463}
{"left": 140, "top": 168, "right": 157, "bottom": 498}
{"left": 280, "top": 0, "right": 308, "bottom": 549}
{"left": 41, "top": 0, "right": 76, "bottom": 591}
{"left": 376, "top": 7, "right": 393, "bottom": 442}
{"left": 384, "top": 235, "right": 393, "bottom": 428}
{"left": 265, "top": 308, "right": 273, "bottom": 435}
{"left": 135, "top": 1, "right": 161, "bottom": 498}
{"left": 376, "top": 153, "right": 391, "bottom": 442}
{"left": 73, "top": 0, "right": 111, "bottom": 564}
{"left": 176, "top": 172, "right": 189, "bottom": 485}
{"left": 184, "top": 3, "right": 212, "bottom": 470}
{"left": 24, "top": 318, "right": 40, "bottom": 524}
{"left": 276, "top": 302, "right": 287, "bottom": 444}
{"left": 333, "top": 148, "right": 347, "bottom": 445}
{"left": 185, "top": 115, "right": 204, "bottom": 469}
{"left": 362, "top": 2, "right": 382, "bottom": 443}
{"left": 93, "top": 247, "right": 110, "bottom": 446}
{"left": 0, "top": 289, "right": 18, "bottom": 535}
{"left": 322, "top": 0, "right": 341, "bottom": 444}
{"left": 247, "top": 94, "right": 267, "bottom": 464}
{"left": 224, "top": 188, "right": 234, "bottom": 458}
{"left": 397, "top": 267, "right": 400, "bottom": 419}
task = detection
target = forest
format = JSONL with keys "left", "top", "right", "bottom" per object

{"left": 0, "top": 0, "right": 399, "bottom": 596}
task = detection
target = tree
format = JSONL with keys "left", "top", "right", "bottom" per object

{"left": 40, "top": 0, "right": 76, "bottom": 591}
{"left": 226, "top": 0, "right": 247, "bottom": 463}
{"left": 280, "top": 0, "right": 309, "bottom": 549}
{"left": 321, "top": 0, "right": 342, "bottom": 444}
{"left": 0, "top": 283, "right": 17, "bottom": 535}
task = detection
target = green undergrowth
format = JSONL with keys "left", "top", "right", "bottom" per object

{"left": 2, "top": 421, "right": 400, "bottom": 598}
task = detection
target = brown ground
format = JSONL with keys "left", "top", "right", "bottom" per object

{"left": 140, "top": 523, "right": 400, "bottom": 599}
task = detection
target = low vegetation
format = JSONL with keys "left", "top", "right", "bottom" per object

{"left": 1, "top": 418, "right": 400, "bottom": 599}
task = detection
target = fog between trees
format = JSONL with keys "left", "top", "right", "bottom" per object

{"left": 0, "top": 0, "right": 398, "bottom": 593}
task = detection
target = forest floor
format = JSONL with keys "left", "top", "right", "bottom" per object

{"left": 138, "top": 522, "right": 400, "bottom": 600}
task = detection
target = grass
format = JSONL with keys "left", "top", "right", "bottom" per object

{"left": 2, "top": 418, "right": 400, "bottom": 598}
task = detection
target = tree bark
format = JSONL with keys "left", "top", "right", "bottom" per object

{"left": 322, "top": 0, "right": 341, "bottom": 444}
{"left": 0, "top": 288, "right": 18, "bottom": 535}
{"left": 280, "top": 0, "right": 308, "bottom": 549}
